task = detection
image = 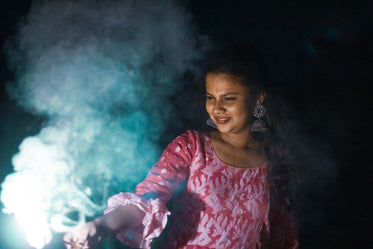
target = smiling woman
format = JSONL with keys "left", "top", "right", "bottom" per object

{"left": 64, "top": 44, "right": 298, "bottom": 249}
{"left": 203, "top": 45, "right": 298, "bottom": 248}
{"left": 206, "top": 73, "right": 252, "bottom": 134}
{"left": 205, "top": 73, "right": 267, "bottom": 168}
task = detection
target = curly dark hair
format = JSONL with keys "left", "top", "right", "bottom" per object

{"left": 203, "top": 43, "right": 267, "bottom": 97}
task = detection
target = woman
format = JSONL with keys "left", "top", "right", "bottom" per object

{"left": 64, "top": 45, "right": 298, "bottom": 249}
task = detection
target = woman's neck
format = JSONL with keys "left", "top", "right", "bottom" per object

{"left": 214, "top": 128, "right": 260, "bottom": 150}
{"left": 210, "top": 128, "right": 266, "bottom": 168}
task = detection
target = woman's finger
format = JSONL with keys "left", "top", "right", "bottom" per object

{"left": 64, "top": 241, "right": 73, "bottom": 249}
{"left": 63, "top": 232, "right": 82, "bottom": 249}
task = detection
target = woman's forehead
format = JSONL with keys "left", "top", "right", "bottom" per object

{"left": 205, "top": 73, "right": 248, "bottom": 93}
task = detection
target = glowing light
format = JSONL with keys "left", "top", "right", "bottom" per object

{"left": 22, "top": 210, "right": 52, "bottom": 249}
{"left": 0, "top": 213, "right": 31, "bottom": 249}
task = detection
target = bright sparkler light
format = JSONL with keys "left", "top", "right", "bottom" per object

{"left": 1, "top": 131, "right": 102, "bottom": 248}
{"left": 20, "top": 210, "right": 52, "bottom": 249}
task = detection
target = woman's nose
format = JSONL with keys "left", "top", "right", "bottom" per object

{"left": 213, "top": 100, "right": 225, "bottom": 114}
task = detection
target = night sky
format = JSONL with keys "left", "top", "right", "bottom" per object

{"left": 0, "top": 1, "right": 372, "bottom": 249}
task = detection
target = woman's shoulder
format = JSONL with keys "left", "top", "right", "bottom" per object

{"left": 174, "top": 129, "right": 210, "bottom": 143}
{"left": 166, "top": 129, "right": 210, "bottom": 153}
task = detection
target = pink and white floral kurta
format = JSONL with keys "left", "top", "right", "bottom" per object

{"left": 105, "top": 130, "right": 270, "bottom": 249}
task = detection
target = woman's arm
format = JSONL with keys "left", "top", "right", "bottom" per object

{"left": 64, "top": 130, "right": 198, "bottom": 249}
{"left": 64, "top": 204, "right": 145, "bottom": 249}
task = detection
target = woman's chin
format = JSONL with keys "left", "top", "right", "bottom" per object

{"left": 216, "top": 124, "right": 252, "bottom": 135}
{"left": 216, "top": 125, "right": 232, "bottom": 134}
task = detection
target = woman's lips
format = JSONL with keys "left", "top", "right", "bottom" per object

{"left": 215, "top": 117, "right": 230, "bottom": 124}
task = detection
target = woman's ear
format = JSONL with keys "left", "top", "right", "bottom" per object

{"left": 256, "top": 92, "right": 266, "bottom": 105}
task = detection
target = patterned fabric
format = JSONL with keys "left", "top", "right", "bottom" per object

{"left": 104, "top": 193, "right": 170, "bottom": 248}
{"left": 106, "top": 130, "right": 271, "bottom": 249}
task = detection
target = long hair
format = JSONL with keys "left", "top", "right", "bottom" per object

{"left": 204, "top": 43, "right": 299, "bottom": 248}
{"left": 263, "top": 95, "right": 299, "bottom": 248}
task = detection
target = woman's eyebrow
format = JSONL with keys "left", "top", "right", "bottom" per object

{"left": 206, "top": 92, "right": 240, "bottom": 95}
{"left": 222, "top": 92, "right": 240, "bottom": 96}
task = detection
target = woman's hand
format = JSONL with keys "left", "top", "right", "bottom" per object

{"left": 63, "top": 221, "right": 103, "bottom": 249}
{"left": 63, "top": 204, "right": 145, "bottom": 249}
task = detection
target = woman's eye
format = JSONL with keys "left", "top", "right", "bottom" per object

{"left": 206, "top": 96, "right": 214, "bottom": 100}
{"left": 225, "top": 97, "right": 235, "bottom": 101}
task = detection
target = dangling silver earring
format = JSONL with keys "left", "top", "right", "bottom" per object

{"left": 206, "top": 118, "right": 217, "bottom": 129}
{"left": 251, "top": 104, "right": 268, "bottom": 132}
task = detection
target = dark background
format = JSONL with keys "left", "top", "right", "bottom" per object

{"left": 0, "top": 0, "right": 372, "bottom": 248}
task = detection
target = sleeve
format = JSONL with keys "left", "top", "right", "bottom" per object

{"left": 104, "top": 130, "right": 198, "bottom": 249}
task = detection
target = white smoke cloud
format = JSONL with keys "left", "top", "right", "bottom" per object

{"left": 1, "top": 1, "right": 205, "bottom": 248}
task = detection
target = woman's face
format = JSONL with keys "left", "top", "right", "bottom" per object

{"left": 205, "top": 73, "right": 254, "bottom": 135}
